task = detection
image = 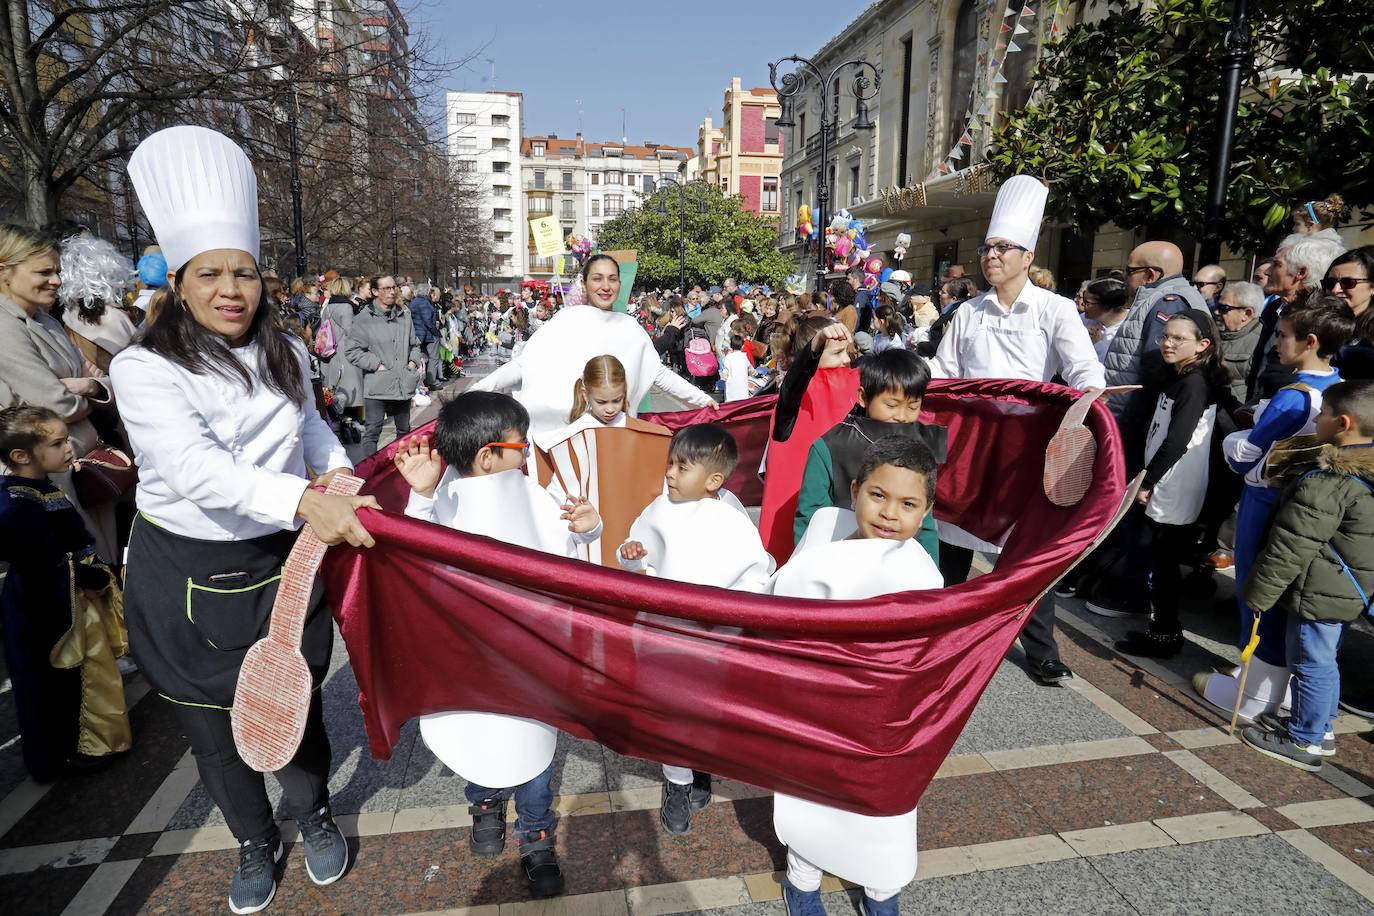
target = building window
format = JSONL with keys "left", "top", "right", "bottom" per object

{"left": 948, "top": 0, "right": 979, "bottom": 155}
{"left": 763, "top": 177, "right": 779, "bottom": 212}
{"left": 642, "top": 175, "right": 655, "bottom": 193}
{"left": 607, "top": 171, "right": 623, "bottom": 185}
{"left": 455, "top": 112, "right": 475, "bottom": 125}
{"left": 561, "top": 200, "right": 575, "bottom": 219}
{"left": 493, "top": 161, "right": 509, "bottom": 173}
{"left": 529, "top": 197, "right": 550, "bottom": 214}
{"left": 494, "top": 185, "right": 511, "bottom": 198}
{"left": 492, "top": 137, "right": 509, "bottom": 149}
{"left": 850, "top": 165, "right": 861, "bottom": 204}
{"left": 562, "top": 171, "right": 573, "bottom": 189}
{"left": 534, "top": 169, "right": 545, "bottom": 188}
{"left": 494, "top": 208, "right": 511, "bottom": 220}
{"left": 454, "top": 159, "right": 475, "bottom": 172}
{"left": 491, "top": 114, "right": 510, "bottom": 126}
{"left": 456, "top": 138, "right": 476, "bottom": 155}
{"left": 627, "top": 174, "right": 636, "bottom": 186}
{"left": 605, "top": 194, "right": 623, "bottom": 215}
{"left": 765, "top": 116, "right": 780, "bottom": 145}
{"left": 797, "top": 113, "right": 807, "bottom": 149}
{"left": 591, "top": 199, "right": 601, "bottom": 217}
{"left": 532, "top": 141, "right": 546, "bottom": 157}
{"left": 591, "top": 174, "right": 601, "bottom": 185}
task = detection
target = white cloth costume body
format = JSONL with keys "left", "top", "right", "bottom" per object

{"left": 469, "top": 305, "right": 713, "bottom": 438}
{"left": 405, "top": 467, "right": 601, "bottom": 788}
{"left": 769, "top": 507, "right": 944, "bottom": 892}
{"left": 618, "top": 490, "right": 774, "bottom": 591}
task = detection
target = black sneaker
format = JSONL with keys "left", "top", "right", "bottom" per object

{"left": 518, "top": 828, "right": 564, "bottom": 898}
{"left": 1255, "top": 711, "right": 1336, "bottom": 756}
{"left": 660, "top": 780, "right": 693, "bottom": 835}
{"left": 1240, "top": 724, "right": 1323, "bottom": 772}
{"left": 690, "top": 771, "right": 713, "bottom": 812}
{"left": 1115, "top": 629, "right": 1184, "bottom": 659}
{"left": 1052, "top": 580, "right": 1081, "bottom": 599}
{"left": 229, "top": 833, "right": 283, "bottom": 915}
{"left": 298, "top": 805, "right": 348, "bottom": 886}
{"left": 1085, "top": 592, "right": 1151, "bottom": 618}
{"left": 469, "top": 799, "right": 507, "bottom": 856}
{"left": 1027, "top": 657, "right": 1073, "bottom": 685}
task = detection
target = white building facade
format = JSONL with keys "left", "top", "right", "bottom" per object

{"left": 446, "top": 90, "right": 527, "bottom": 287}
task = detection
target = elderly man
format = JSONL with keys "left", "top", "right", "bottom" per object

{"left": 932, "top": 176, "right": 1104, "bottom": 686}
{"left": 345, "top": 275, "right": 422, "bottom": 455}
{"left": 1102, "top": 241, "right": 1208, "bottom": 401}
{"left": 1192, "top": 264, "right": 1227, "bottom": 311}
{"left": 1215, "top": 280, "right": 1264, "bottom": 404}
{"left": 1246, "top": 234, "right": 1346, "bottom": 402}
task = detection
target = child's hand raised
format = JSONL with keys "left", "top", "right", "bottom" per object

{"left": 619, "top": 540, "right": 647, "bottom": 562}
{"left": 810, "top": 321, "right": 852, "bottom": 352}
{"left": 393, "top": 434, "right": 443, "bottom": 498}
{"left": 561, "top": 496, "right": 601, "bottom": 534}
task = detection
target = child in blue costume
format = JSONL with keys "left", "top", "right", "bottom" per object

{"left": 1, "top": 406, "right": 126, "bottom": 781}
{"left": 1198, "top": 296, "right": 1356, "bottom": 720}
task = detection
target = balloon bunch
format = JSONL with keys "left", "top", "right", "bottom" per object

{"left": 796, "top": 204, "right": 817, "bottom": 242}
{"left": 784, "top": 274, "right": 807, "bottom": 295}
{"left": 893, "top": 232, "right": 911, "bottom": 264}
{"left": 862, "top": 256, "right": 886, "bottom": 290}
{"left": 824, "top": 209, "right": 872, "bottom": 273}
{"left": 565, "top": 234, "right": 594, "bottom": 265}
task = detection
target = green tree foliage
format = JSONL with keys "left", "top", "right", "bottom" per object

{"left": 595, "top": 184, "right": 793, "bottom": 290}
{"left": 988, "top": 0, "right": 1374, "bottom": 252}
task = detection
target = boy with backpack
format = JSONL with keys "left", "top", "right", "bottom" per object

{"left": 1240, "top": 380, "right": 1374, "bottom": 771}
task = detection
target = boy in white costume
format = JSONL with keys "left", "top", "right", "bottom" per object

{"left": 771, "top": 435, "right": 944, "bottom": 916}
{"left": 619, "top": 424, "right": 776, "bottom": 835}
{"left": 394, "top": 391, "right": 602, "bottom": 899}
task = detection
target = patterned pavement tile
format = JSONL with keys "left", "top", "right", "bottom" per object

{"left": 1308, "top": 822, "right": 1374, "bottom": 877}
{"left": 1191, "top": 743, "right": 1350, "bottom": 809}
{"left": 0, "top": 862, "right": 98, "bottom": 916}
{"left": 916, "top": 771, "right": 1055, "bottom": 851}
{"left": 613, "top": 798, "right": 784, "bottom": 889}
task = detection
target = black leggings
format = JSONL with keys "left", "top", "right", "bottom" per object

{"left": 173, "top": 692, "right": 331, "bottom": 843}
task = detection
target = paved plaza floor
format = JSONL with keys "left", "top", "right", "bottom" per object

{"left": 1, "top": 359, "right": 1371, "bottom": 914}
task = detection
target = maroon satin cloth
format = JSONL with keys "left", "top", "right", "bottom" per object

{"left": 323, "top": 379, "right": 1125, "bottom": 816}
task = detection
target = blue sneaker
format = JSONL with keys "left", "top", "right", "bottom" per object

{"left": 782, "top": 878, "right": 827, "bottom": 916}
{"left": 298, "top": 806, "right": 349, "bottom": 885}
{"left": 860, "top": 893, "right": 901, "bottom": 916}
{"left": 229, "top": 833, "right": 282, "bottom": 915}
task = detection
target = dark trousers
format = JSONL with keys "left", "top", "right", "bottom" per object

{"left": 173, "top": 692, "right": 331, "bottom": 843}
{"left": 939, "top": 541, "right": 1061, "bottom": 665}
{"left": 1145, "top": 518, "right": 1189, "bottom": 634}
{"left": 362, "top": 398, "right": 412, "bottom": 456}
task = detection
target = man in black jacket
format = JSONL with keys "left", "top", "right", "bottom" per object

{"left": 409, "top": 282, "right": 440, "bottom": 389}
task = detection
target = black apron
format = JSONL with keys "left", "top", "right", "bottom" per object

{"left": 122, "top": 515, "right": 332, "bottom": 708}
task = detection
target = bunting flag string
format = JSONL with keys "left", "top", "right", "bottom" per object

{"left": 1007, "top": 41, "right": 1022, "bottom": 52}
{"left": 1014, "top": 21, "right": 1031, "bottom": 35}
{"left": 1004, "top": 5, "right": 1019, "bottom": 14}
{"left": 1021, "top": 4, "right": 1036, "bottom": 16}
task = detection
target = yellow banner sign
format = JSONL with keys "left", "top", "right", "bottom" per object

{"left": 529, "top": 216, "right": 563, "bottom": 258}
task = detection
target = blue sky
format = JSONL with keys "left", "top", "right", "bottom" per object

{"left": 420, "top": 0, "right": 855, "bottom": 147}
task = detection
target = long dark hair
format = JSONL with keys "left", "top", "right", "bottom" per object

{"left": 139, "top": 264, "right": 306, "bottom": 404}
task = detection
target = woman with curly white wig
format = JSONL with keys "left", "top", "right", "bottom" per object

{"left": 58, "top": 233, "right": 138, "bottom": 372}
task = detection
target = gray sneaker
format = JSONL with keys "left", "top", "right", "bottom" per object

{"left": 1240, "top": 725, "right": 1323, "bottom": 772}
{"left": 229, "top": 834, "right": 282, "bottom": 915}
{"left": 298, "top": 806, "right": 349, "bottom": 886}
{"left": 1255, "top": 711, "right": 1336, "bottom": 756}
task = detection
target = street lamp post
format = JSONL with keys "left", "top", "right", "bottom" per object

{"left": 391, "top": 222, "right": 399, "bottom": 279}
{"left": 656, "top": 177, "right": 710, "bottom": 294}
{"left": 288, "top": 83, "right": 307, "bottom": 280}
{"left": 1199, "top": 0, "right": 1251, "bottom": 266}
{"left": 769, "top": 55, "right": 879, "bottom": 295}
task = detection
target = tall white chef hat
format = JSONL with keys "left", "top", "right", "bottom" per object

{"left": 985, "top": 175, "right": 1048, "bottom": 252}
{"left": 126, "top": 126, "right": 259, "bottom": 273}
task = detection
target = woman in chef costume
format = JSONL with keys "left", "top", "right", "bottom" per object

{"left": 111, "top": 126, "right": 373, "bottom": 914}
{"left": 470, "top": 254, "right": 715, "bottom": 439}
{"left": 770, "top": 434, "right": 944, "bottom": 916}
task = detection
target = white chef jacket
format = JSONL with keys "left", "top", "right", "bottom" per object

{"left": 109, "top": 337, "right": 351, "bottom": 541}
{"left": 930, "top": 281, "right": 1106, "bottom": 391}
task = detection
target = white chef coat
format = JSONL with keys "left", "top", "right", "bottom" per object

{"left": 109, "top": 337, "right": 350, "bottom": 541}
{"left": 930, "top": 281, "right": 1105, "bottom": 391}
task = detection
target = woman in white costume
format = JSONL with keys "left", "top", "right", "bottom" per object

{"left": 471, "top": 254, "right": 715, "bottom": 437}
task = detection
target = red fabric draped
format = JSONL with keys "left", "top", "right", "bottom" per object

{"left": 323, "top": 379, "right": 1126, "bottom": 817}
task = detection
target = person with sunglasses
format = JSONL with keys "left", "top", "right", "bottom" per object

{"left": 1213, "top": 280, "right": 1265, "bottom": 405}
{"left": 1100, "top": 241, "right": 1209, "bottom": 408}
{"left": 1328, "top": 246, "right": 1374, "bottom": 381}
{"left": 1191, "top": 264, "right": 1228, "bottom": 311}
{"left": 930, "top": 176, "right": 1103, "bottom": 687}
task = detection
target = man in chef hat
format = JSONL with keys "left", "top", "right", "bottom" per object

{"left": 929, "top": 175, "right": 1105, "bottom": 687}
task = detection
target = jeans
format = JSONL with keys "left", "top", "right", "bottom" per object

{"left": 465, "top": 762, "right": 556, "bottom": 835}
{"left": 362, "top": 398, "right": 413, "bottom": 456}
{"left": 1235, "top": 485, "right": 1285, "bottom": 665}
{"left": 1285, "top": 613, "right": 1347, "bottom": 747}
{"left": 786, "top": 848, "right": 901, "bottom": 901}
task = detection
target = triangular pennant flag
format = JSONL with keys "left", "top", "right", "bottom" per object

{"left": 1022, "top": 4, "right": 1035, "bottom": 15}
{"left": 1014, "top": 21, "right": 1031, "bottom": 34}
{"left": 1000, "top": 22, "right": 1012, "bottom": 33}
{"left": 959, "top": 131, "right": 973, "bottom": 146}
{"left": 994, "top": 71, "right": 1009, "bottom": 83}
{"left": 978, "top": 54, "right": 986, "bottom": 63}
{"left": 969, "top": 117, "right": 984, "bottom": 131}
{"left": 937, "top": 162, "right": 950, "bottom": 174}
{"left": 978, "top": 102, "right": 992, "bottom": 116}
{"left": 991, "top": 58, "right": 1002, "bottom": 68}
{"left": 948, "top": 145, "right": 964, "bottom": 160}
{"left": 1007, "top": 41, "right": 1022, "bottom": 52}
{"left": 995, "top": 41, "right": 1008, "bottom": 52}
{"left": 1004, "top": 5, "right": 1018, "bottom": 15}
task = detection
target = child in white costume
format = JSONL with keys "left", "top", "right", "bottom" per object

{"left": 770, "top": 435, "right": 943, "bottom": 916}
{"left": 394, "top": 391, "right": 602, "bottom": 900}
{"left": 619, "top": 424, "right": 776, "bottom": 836}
